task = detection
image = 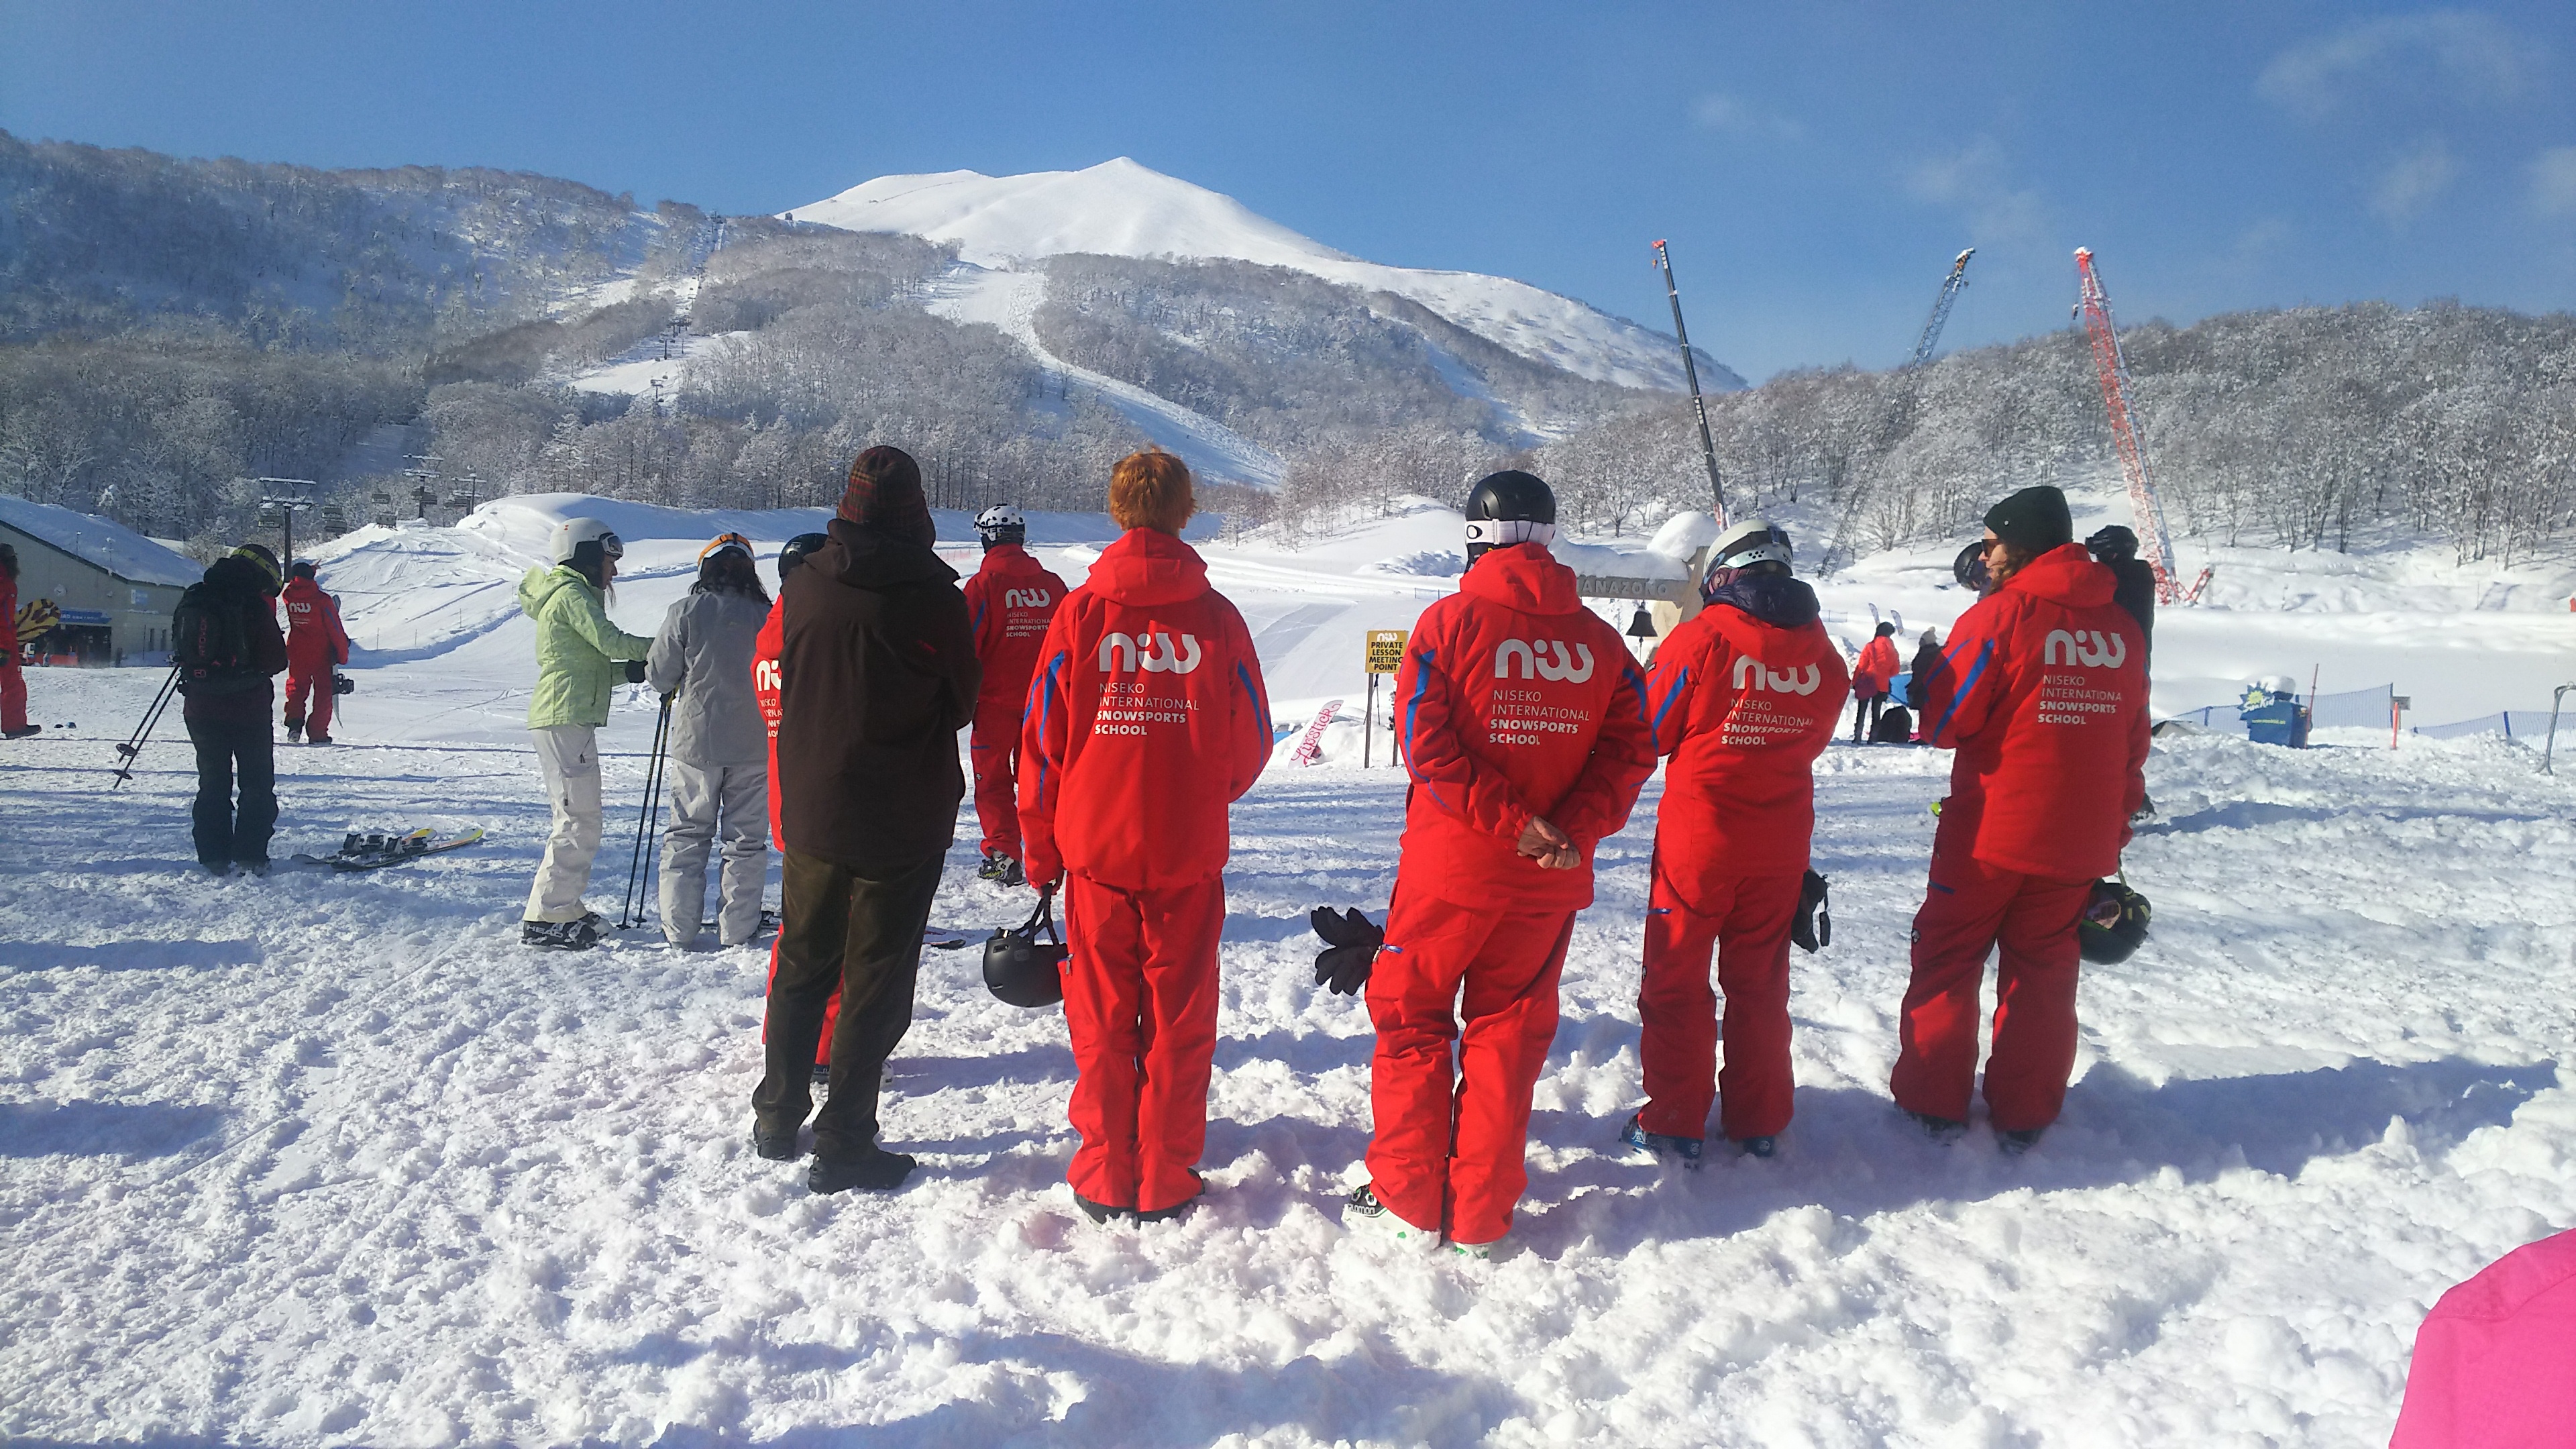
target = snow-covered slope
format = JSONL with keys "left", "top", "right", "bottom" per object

{"left": 786, "top": 159, "right": 1741, "bottom": 394}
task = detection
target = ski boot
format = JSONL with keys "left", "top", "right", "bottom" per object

{"left": 1619, "top": 1112, "right": 1704, "bottom": 1169}
{"left": 1733, "top": 1135, "right": 1778, "bottom": 1160}
{"left": 286, "top": 720, "right": 303, "bottom": 744}
{"left": 1343, "top": 1184, "right": 1438, "bottom": 1252}
{"left": 751, "top": 1124, "right": 800, "bottom": 1161}
{"left": 1905, "top": 1109, "right": 1968, "bottom": 1144}
{"left": 307, "top": 732, "right": 333, "bottom": 745}
{"left": 2, "top": 724, "right": 40, "bottom": 740}
{"left": 1137, "top": 1170, "right": 1205, "bottom": 1225}
{"left": 1997, "top": 1127, "right": 2045, "bottom": 1157}
{"left": 977, "top": 850, "right": 1026, "bottom": 887}
{"left": 522, "top": 918, "right": 602, "bottom": 951}
{"left": 809, "top": 1148, "right": 916, "bottom": 1195}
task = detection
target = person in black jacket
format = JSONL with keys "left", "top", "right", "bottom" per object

{"left": 754, "top": 445, "right": 980, "bottom": 1195}
{"left": 178, "top": 545, "right": 291, "bottom": 873}
{"left": 2085, "top": 525, "right": 2155, "bottom": 666}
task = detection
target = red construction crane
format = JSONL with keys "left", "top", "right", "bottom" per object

{"left": 2074, "top": 248, "right": 2204, "bottom": 604}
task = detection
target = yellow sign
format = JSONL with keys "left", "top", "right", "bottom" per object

{"left": 1364, "top": 629, "right": 1409, "bottom": 675}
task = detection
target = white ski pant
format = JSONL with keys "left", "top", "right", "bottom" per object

{"left": 526, "top": 725, "right": 603, "bottom": 924}
{"left": 657, "top": 758, "right": 771, "bottom": 947}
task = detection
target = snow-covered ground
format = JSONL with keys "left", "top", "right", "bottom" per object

{"left": 5, "top": 495, "right": 2575, "bottom": 1445}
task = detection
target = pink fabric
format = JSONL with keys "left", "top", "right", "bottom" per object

{"left": 2389, "top": 1228, "right": 2576, "bottom": 1448}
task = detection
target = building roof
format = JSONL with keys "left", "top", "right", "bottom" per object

{"left": 0, "top": 494, "right": 203, "bottom": 588}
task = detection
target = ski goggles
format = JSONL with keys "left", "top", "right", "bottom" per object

{"left": 1464, "top": 518, "right": 1556, "bottom": 550}
{"left": 700, "top": 532, "right": 752, "bottom": 563}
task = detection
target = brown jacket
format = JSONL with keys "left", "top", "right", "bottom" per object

{"left": 775, "top": 519, "right": 979, "bottom": 869}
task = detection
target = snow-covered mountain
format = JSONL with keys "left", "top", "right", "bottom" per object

{"left": 784, "top": 158, "right": 1742, "bottom": 394}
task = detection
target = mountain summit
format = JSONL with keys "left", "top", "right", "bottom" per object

{"left": 785, "top": 159, "right": 1741, "bottom": 394}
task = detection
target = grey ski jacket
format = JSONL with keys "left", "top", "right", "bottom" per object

{"left": 647, "top": 588, "right": 770, "bottom": 769}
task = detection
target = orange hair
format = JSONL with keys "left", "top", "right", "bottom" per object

{"left": 1108, "top": 449, "right": 1194, "bottom": 535}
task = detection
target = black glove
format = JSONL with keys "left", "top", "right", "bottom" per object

{"left": 332, "top": 674, "right": 354, "bottom": 696}
{"left": 2086, "top": 525, "right": 2138, "bottom": 565}
{"left": 624, "top": 659, "right": 648, "bottom": 684}
{"left": 1790, "top": 870, "right": 1831, "bottom": 953}
{"left": 1310, "top": 906, "right": 1383, "bottom": 996}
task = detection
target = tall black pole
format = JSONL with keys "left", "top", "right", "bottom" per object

{"left": 1652, "top": 240, "right": 1728, "bottom": 523}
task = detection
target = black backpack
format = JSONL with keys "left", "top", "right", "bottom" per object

{"left": 172, "top": 582, "right": 258, "bottom": 695}
{"left": 1871, "top": 704, "right": 1914, "bottom": 744}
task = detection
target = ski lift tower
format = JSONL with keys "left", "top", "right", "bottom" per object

{"left": 250, "top": 477, "right": 319, "bottom": 566}
{"left": 1650, "top": 239, "right": 1729, "bottom": 524}
{"left": 1907, "top": 249, "right": 1975, "bottom": 370}
{"left": 402, "top": 453, "right": 444, "bottom": 521}
{"left": 2073, "top": 248, "right": 2201, "bottom": 603}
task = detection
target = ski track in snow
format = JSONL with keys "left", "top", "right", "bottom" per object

{"left": 923, "top": 262, "right": 1288, "bottom": 490}
{"left": 5, "top": 649, "right": 2574, "bottom": 1445}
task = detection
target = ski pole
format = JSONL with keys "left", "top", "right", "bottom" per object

{"left": 636, "top": 700, "right": 672, "bottom": 921}
{"left": 619, "top": 696, "right": 674, "bottom": 928}
{"left": 109, "top": 665, "right": 182, "bottom": 789}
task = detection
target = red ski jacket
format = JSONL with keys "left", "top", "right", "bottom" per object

{"left": 1920, "top": 542, "right": 2150, "bottom": 881}
{"left": 963, "top": 543, "right": 1067, "bottom": 706}
{"left": 1644, "top": 590, "right": 1849, "bottom": 883}
{"left": 1393, "top": 543, "right": 1656, "bottom": 912}
{"left": 753, "top": 596, "right": 785, "bottom": 842}
{"left": 281, "top": 577, "right": 350, "bottom": 671}
{"left": 1018, "top": 528, "right": 1272, "bottom": 892}
{"left": 1852, "top": 634, "right": 1900, "bottom": 697}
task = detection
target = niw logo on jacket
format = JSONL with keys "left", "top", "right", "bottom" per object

{"left": 1004, "top": 588, "right": 1053, "bottom": 609}
{"left": 754, "top": 659, "right": 782, "bottom": 693}
{"left": 1099, "top": 631, "right": 1203, "bottom": 674}
{"left": 2043, "top": 629, "right": 2129, "bottom": 668}
{"left": 1729, "top": 656, "right": 1823, "bottom": 695}
{"left": 1493, "top": 639, "right": 1595, "bottom": 682}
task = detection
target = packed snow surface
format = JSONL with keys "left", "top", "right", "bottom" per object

{"left": 786, "top": 159, "right": 1740, "bottom": 394}
{"left": 5, "top": 496, "right": 2575, "bottom": 1446}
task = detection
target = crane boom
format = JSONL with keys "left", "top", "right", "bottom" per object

{"left": 2073, "top": 247, "right": 2184, "bottom": 604}
{"left": 1650, "top": 239, "right": 1728, "bottom": 523}
{"left": 1906, "top": 248, "right": 1974, "bottom": 370}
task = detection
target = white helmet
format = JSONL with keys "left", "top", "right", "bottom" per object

{"left": 975, "top": 505, "right": 1026, "bottom": 537}
{"left": 1709, "top": 519, "right": 1793, "bottom": 575}
{"left": 549, "top": 517, "right": 625, "bottom": 565}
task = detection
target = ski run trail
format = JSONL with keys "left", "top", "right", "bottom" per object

{"left": 5, "top": 494, "right": 2575, "bottom": 1448}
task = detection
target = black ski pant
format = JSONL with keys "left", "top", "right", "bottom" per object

{"left": 186, "top": 712, "right": 278, "bottom": 866}
{"left": 1852, "top": 691, "right": 1886, "bottom": 743}
{"left": 755, "top": 846, "right": 943, "bottom": 1164}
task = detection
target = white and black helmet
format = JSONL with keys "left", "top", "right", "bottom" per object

{"left": 975, "top": 504, "right": 1026, "bottom": 546}
{"left": 549, "top": 517, "right": 625, "bottom": 566}
{"left": 1709, "top": 519, "right": 1793, "bottom": 576}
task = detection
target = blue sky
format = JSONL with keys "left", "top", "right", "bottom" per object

{"left": 4, "top": 1, "right": 2571, "bottom": 381}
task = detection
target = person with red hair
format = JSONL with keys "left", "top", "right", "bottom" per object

{"left": 1019, "top": 449, "right": 1271, "bottom": 1224}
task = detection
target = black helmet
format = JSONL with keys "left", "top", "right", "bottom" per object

{"left": 1953, "top": 539, "right": 1991, "bottom": 594}
{"left": 2078, "top": 879, "right": 2151, "bottom": 964}
{"left": 983, "top": 891, "right": 1067, "bottom": 1008}
{"left": 1463, "top": 470, "right": 1556, "bottom": 560}
{"left": 777, "top": 531, "right": 830, "bottom": 582}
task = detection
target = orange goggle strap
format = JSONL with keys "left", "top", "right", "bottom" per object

{"left": 700, "top": 533, "right": 753, "bottom": 563}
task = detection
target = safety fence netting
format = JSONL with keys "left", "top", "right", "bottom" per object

{"left": 2164, "top": 682, "right": 2571, "bottom": 743}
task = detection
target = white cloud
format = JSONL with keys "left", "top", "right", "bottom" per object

{"left": 1902, "top": 138, "right": 2045, "bottom": 243}
{"left": 2532, "top": 146, "right": 2576, "bottom": 215}
{"left": 2370, "top": 136, "right": 2459, "bottom": 223}
{"left": 1690, "top": 93, "right": 1804, "bottom": 142}
{"left": 2258, "top": 10, "right": 2530, "bottom": 120}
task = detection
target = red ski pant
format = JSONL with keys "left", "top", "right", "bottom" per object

{"left": 763, "top": 938, "right": 839, "bottom": 1067}
{"left": 1637, "top": 865, "right": 1804, "bottom": 1142}
{"left": 968, "top": 694, "right": 1024, "bottom": 859}
{"left": 1890, "top": 850, "right": 2090, "bottom": 1132}
{"left": 284, "top": 665, "right": 333, "bottom": 738}
{"left": 1364, "top": 890, "right": 1574, "bottom": 1246}
{"left": 1, "top": 657, "right": 25, "bottom": 733}
{"left": 1061, "top": 872, "right": 1224, "bottom": 1214}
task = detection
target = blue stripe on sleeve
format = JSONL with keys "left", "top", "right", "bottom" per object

{"left": 1930, "top": 639, "right": 1994, "bottom": 741}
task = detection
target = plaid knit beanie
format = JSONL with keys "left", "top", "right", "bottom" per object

{"left": 838, "top": 446, "right": 934, "bottom": 547}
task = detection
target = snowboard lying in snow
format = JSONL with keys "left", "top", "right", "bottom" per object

{"left": 294, "top": 827, "right": 485, "bottom": 871}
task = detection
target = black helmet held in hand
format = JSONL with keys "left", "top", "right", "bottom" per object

{"left": 984, "top": 890, "right": 1069, "bottom": 1008}
{"left": 2086, "top": 525, "right": 2139, "bottom": 566}
{"left": 2078, "top": 879, "right": 2151, "bottom": 964}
